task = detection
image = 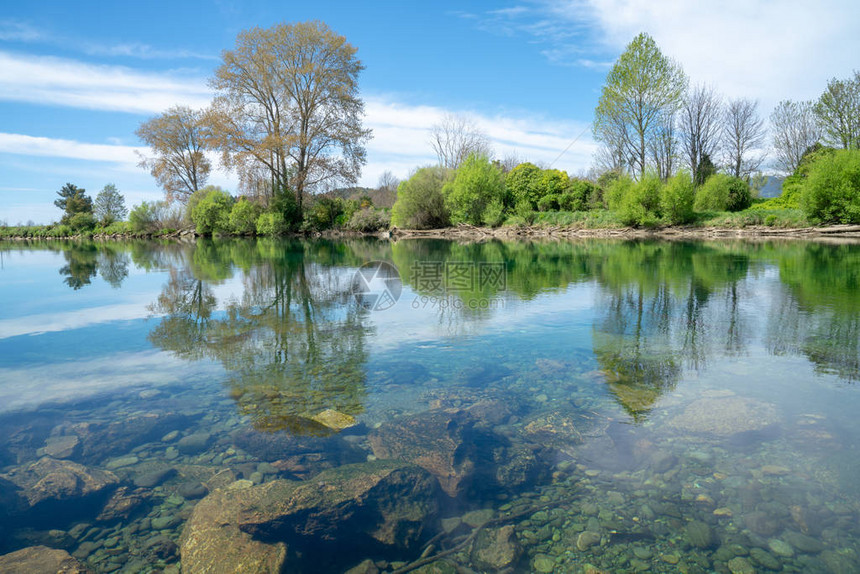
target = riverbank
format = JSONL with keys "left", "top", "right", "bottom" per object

{"left": 3, "top": 223, "right": 860, "bottom": 243}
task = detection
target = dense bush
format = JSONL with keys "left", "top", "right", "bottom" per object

{"left": 67, "top": 212, "right": 96, "bottom": 231}
{"left": 128, "top": 201, "right": 165, "bottom": 233}
{"left": 801, "top": 149, "right": 860, "bottom": 223}
{"left": 347, "top": 207, "right": 390, "bottom": 231}
{"left": 391, "top": 166, "right": 451, "bottom": 229}
{"left": 660, "top": 171, "right": 696, "bottom": 224}
{"left": 256, "top": 211, "right": 288, "bottom": 235}
{"left": 443, "top": 154, "right": 506, "bottom": 225}
{"left": 607, "top": 174, "right": 662, "bottom": 227}
{"left": 191, "top": 189, "right": 234, "bottom": 235}
{"left": 229, "top": 199, "right": 262, "bottom": 235}
{"left": 694, "top": 174, "right": 752, "bottom": 212}
{"left": 505, "top": 162, "right": 543, "bottom": 208}
{"left": 482, "top": 200, "right": 506, "bottom": 227}
{"left": 536, "top": 194, "right": 560, "bottom": 212}
{"left": 564, "top": 179, "right": 602, "bottom": 211}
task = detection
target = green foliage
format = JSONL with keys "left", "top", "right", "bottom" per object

{"left": 694, "top": 174, "right": 752, "bottom": 212}
{"left": 594, "top": 32, "right": 687, "bottom": 178}
{"left": 229, "top": 199, "right": 262, "bottom": 235}
{"left": 443, "top": 154, "right": 506, "bottom": 225}
{"left": 536, "top": 194, "right": 560, "bottom": 212}
{"left": 256, "top": 211, "right": 288, "bottom": 235}
{"left": 346, "top": 207, "right": 390, "bottom": 231}
{"left": 800, "top": 149, "right": 860, "bottom": 223}
{"left": 660, "top": 171, "right": 696, "bottom": 224}
{"left": 564, "top": 179, "right": 602, "bottom": 211}
{"left": 67, "top": 212, "right": 96, "bottom": 231}
{"left": 305, "top": 197, "right": 358, "bottom": 230}
{"left": 191, "top": 189, "right": 234, "bottom": 235}
{"left": 695, "top": 153, "right": 717, "bottom": 186}
{"left": 513, "top": 199, "right": 536, "bottom": 224}
{"left": 128, "top": 201, "right": 166, "bottom": 233}
{"left": 94, "top": 184, "right": 128, "bottom": 225}
{"left": 505, "top": 162, "right": 542, "bottom": 208}
{"left": 482, "top": 200, "right": 506, "bottom": 227}
{"left": 391, "top": 166, "right": 451, "bottom": 229}
{"left": 607, "top": 173, "right": 662, "bottom": 227}
{"left": 54, "top": 183, "right": 93, "bottom": 224}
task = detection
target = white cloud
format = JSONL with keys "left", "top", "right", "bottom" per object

{"left": 549, "top": 0, "right": 860, "bottom": 110}
{"left": 0, "top": 50, "right": 211, "bottom": 114}
{"left": 0, "top": 132, "right": 144, "bottom": 164}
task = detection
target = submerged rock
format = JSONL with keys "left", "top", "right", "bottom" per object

{"left": 470, "top": 524, "right": 522, "bottom": 572}
{"left": 0, "top": 545, "right": 90, "bottom": 573}
{"left": 685, "top": 520, "right": 715, "bottom": 549}
{"left": 96, "top": 486, "right": 149, "bottom": 522}
{"left": 181, "top": 460, "right": 440, "bottom": 573}
{"left": 232, "top": 427, "right": 364, "bottom": 477}
{"left": 370, "top": 409, "right": 480, "bottom": 497}
{"left": 37, "top": 435, "right": 80, "bottom": 460}
{"left": 1, "top": 457, "right": 118, "bottom": 516}
{"left": 68, "top": 413, "right": 193, "bottom": 464}
{"left": 668, "top": 397, "right": 779, "bottom": 436}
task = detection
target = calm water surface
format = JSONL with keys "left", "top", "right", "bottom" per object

{"left": 0, "top": 238, "right": 859, "bottom": 573}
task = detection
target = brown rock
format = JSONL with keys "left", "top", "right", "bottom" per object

{"left": 0, "top": 545, "right": 90, "bottom": 573}
{"left": 470, "top": 524, "right": 522, "bottom": 572}
{"left": 182, "top": 460, "right": 440, "bottom": 573}
{"left": 2, "top": 457, "right": 118, "bottom": 510}
{"left": 369, "top": 410, "right": 479, "bottom": 497}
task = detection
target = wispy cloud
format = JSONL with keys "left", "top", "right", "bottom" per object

{"left": 0, "top": 133, "right": 144, "bottom": 164}
{"left": 0, "top": 50, "right": 211, "bottom": 114}
{"left": 81, "top": 41, "right": 218, "bottom": 61}
{"left": 0, "top": 19, "right": 42, "bottom": 42}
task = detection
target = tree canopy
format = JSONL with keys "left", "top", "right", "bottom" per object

{"left": 204, "top": 21, "right": 371, "bottom": 212}
{"left": 594, "top": 33, "right": 687, "bottom": 180}
{"left": 137, "top": 106, "right": 210, "bottom": 204}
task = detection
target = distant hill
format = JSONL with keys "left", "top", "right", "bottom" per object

{"left": 316, "top": 186, "right": 396, "bottom": 208}
{"left": 758, "top": 176, "right": 784, "bottom": 198}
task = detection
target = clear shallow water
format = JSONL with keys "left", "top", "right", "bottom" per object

{"left": 0, "top": 238, "right": 859, "bottom": 573}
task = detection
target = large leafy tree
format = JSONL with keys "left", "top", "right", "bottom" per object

{"left": 136, "top": 106, "right": 211, "bottom": 204}
{"left": 814, "top": 73, "right": 860, "bottom": 150}
{"left": 94, "top": 183, "right": 128, "bottom": 225}
{"left": 594, "top": 33, "right": 687, "bottom": 180}
{"left": 204, "top": 21, "right": 372, "bottom": 213}
{"left": 54, "top": 183, "right": 93, "bottom": 224}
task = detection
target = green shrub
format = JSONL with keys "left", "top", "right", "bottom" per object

{"left": 694, "top": 174, "right": 752, "bottom": 212}
{"left": 564, "top": 179, "right": 601, "bottom": 211}
{"left": 256, "top": 211, "right": 288, "bottom": 235}
{"left": 229, "top": 199, "right": 262, "bottom": 235}
{"left": 661, "top": 171, "right": 696, "bottom": 224}
{"left": 128, "top": 201, "right": 162, "bottom": 233}
{"left": 482, "top": 200, "right": 506, "bottom": 227}
{"left": 391, "top": 166, "right": 451, "bottom": 229}
{"left": 537, "top": 194, "right": 560, "bottom": 212}
{"left": 800, "top": 149, "right": 860, "bottom": 224}
{"left": 513, "top": 199, "right": 536, "bottom": 224}
{"left": 191, "top": 189, "right": 234, "bottom": 235}
{"left": 505, "top": 162, "right": 543, "bottom": 208}
{"left": 443, "top": 154, "right": 506, "bottom": 225}
{"left": 306, "top": 197, "right": 348, "bottom": 230}
{"left": 607, "top": 174, "right": 662, "bottom": 227}
{"left": 347, "top": 207, "right": 391, "bottom": 232}
{"left": 67, "top": 212, "right": 96, "bottom": 231}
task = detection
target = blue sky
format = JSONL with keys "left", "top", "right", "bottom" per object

{"left": 1, "top": 0, "right": 858, "bottom": 224}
